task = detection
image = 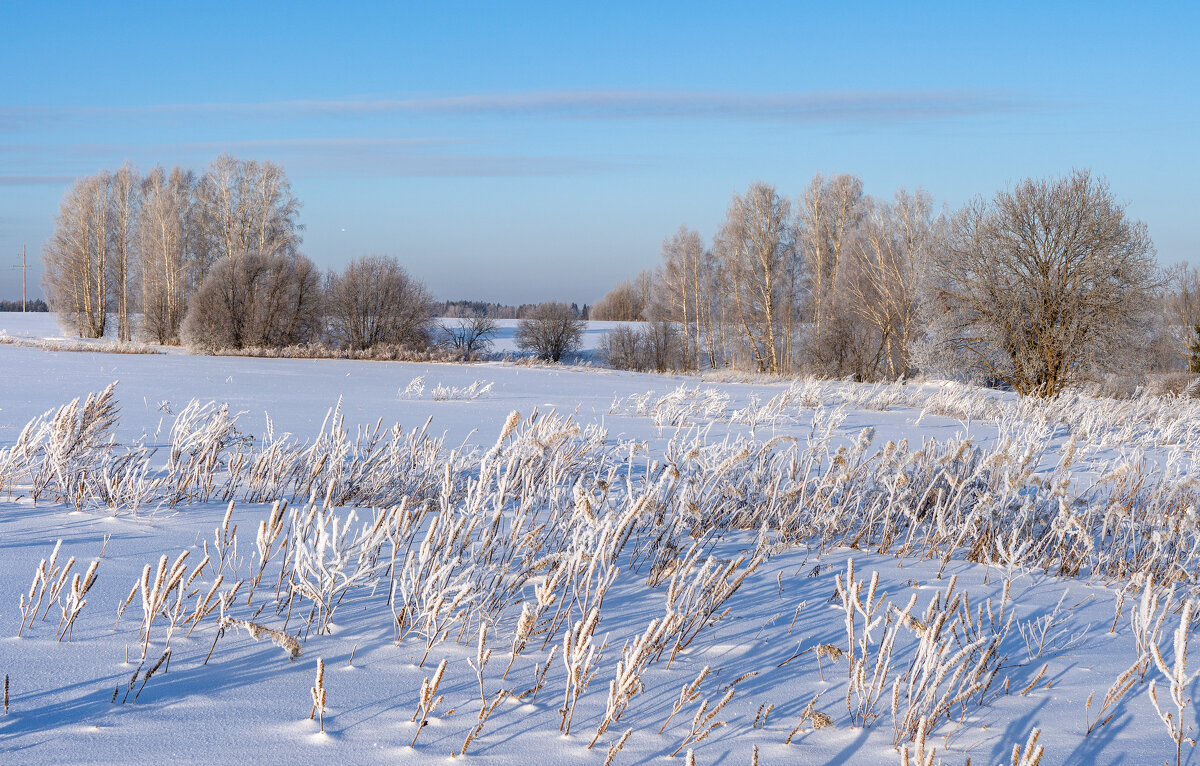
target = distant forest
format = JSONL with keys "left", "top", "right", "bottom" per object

{"left": 437, "top": 300, "right": 589, "bottom": 320}
{"left": 0, "top": 299, "right": 49, "bottom": 312}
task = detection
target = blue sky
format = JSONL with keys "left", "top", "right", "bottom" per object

{"left": 1, "top": 1, "right": 1196, "bottom": 304}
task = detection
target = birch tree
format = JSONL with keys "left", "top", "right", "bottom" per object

{"left": 110, "top": 162, "right": 141, "bottom": 341}
{"left": 797, "top": 173, "right": 865, "bottom": 372}
{"left": 195, "top": 154, "right": 302, "bottom": 266}
{"left": 845, "top": 189, "right": 940, "bottom": 379}
{"left": 660, "top": 226, "right": 714, "bottom": 370}
{"left": 1165, "top": 263, "right": 1200, "bottom": 372}
{"left": 43, "top": 173, "right": 113, "bottom": 338}
{"left": 592, "top": 280, "right": 645, "bottom": 321}
{"left": 140, "top": 166, "right": 196, "bottom": 344}
{"left": 713, "top": 182, "right": 797, "bottom": 374}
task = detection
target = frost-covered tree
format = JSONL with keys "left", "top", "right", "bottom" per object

{"left": 928, "top": 170, "right": 1158, "bottom": 396}
{"left": 591, "top": 279, "right": 645, "bottom": 322}
{"left": 437, "top": 312, "right": 498, "bottom": 359}
{"left": 43, "top": 173, "right": 114, "bottom": 338}
{"left": 325, "top": 255, "right": 433, "bottom": 350}
{"left": 713, "top": 182, "right": 798, "bottom": 374}
{"left": 110, "top": 162, "right": 141, "bottom": 341}
{"left": 516, "top": 301, "right": 585, "bottom": 362}
{"left": 140, "top": 166, "right": 197, "bottom": 344}
{"left": 194, "top": 154, "right": 302, "bottom": 267}
{"left": 797, "top": 173, "right": 866, "bottom": 373}
{"left": 181, "top": 251, "right": 323, "bottom": 351}
{"left": 843, "top": 189, "right": 941, "bottom": 380}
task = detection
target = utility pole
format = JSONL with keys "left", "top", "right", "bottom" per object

{"left": 12, "top": 245, "right": 29, "bottom": 311}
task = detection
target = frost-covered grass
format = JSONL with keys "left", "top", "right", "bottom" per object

{"left": 2, "top": 341, "right": 1200, "bottom": 764}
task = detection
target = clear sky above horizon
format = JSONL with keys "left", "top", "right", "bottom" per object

{"left": 1, "top": 1, "right": 1196, "bottom": 305}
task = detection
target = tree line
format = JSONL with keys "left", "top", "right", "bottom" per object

{"left": 40, "top": 156, "right": 454, "bottom": 357}
{"left": 43, "top": 155, "right": 304, "bottom": 345}
{"left": 38, "top": 158, "right": 1195, "bottom": 393}
{"left": 438, "top": 300, "right": 589, "bottom": 320}
{"left": 0, "top": 298, "right": 49, "bottom": 312}
{"left": 39, "top": 158, "right": 594, "bottom": 363}
{"left": 594, "top": 170, "right": 1183, "bottom": 397}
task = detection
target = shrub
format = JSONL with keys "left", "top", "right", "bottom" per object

{"left": 515, "top": 301, "right": 585, "bottom": 362}
{"left": 181, "top": 251, "right": 323, "bottom": 352}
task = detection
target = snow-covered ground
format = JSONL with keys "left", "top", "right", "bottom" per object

{"left": 0, "top": 312, "right": 624, "bottom": 357}
{"left": 1, "top": 317, "right": 1199, "bottom": 765}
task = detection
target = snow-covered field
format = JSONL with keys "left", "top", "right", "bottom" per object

{"left": 0, "top": 312, "right": 624, "bottom": 358}
{"left": 2, "top": 314, "right": 1200, "bottom": 765}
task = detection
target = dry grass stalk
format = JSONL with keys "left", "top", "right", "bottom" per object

{"left": 136, "top": 551, "right": 190, "bottom": 658}
{"left": 752, "top": 703, "right": 774, "bottom": 729}
{"left": 560, "top": 607, "right": 604, "bottom": 735}
{"left": 57, "top": 557, "right": 99, "bottom": 641}
{"left": 671, "top": 685, "right": 735, "bottom": 757}
{"left": 1085, "top": 658, "right": 1140, "bottom": 735}
{"left": 222, "top": 617, "right": 302, "bottom": 660}
{"left": 813, "top": 643, "right": 844, "bottom": 681}
{"left": 18, "top": 540, "right": 72, "bottom": 637}
{"left": 1010, "top": 727, "right": 1044, "bottom": 766}
{"left": 1148, "top": 600, "right": 1199, "bottom": 766}
{"left": 660, "top": 666, "right": 711, "bottom": 734}
{"left": 591, "top": 617, "right": 670, "bottom": 747}
{"left": 900, "top": 715, "right": 935, "bottom": 766}
{"left": 504, "top": 601, "right": 536, "bottom": 679}
{"left": 411, "top": 658, "right": 448, "bottom": 747}
{"left": 784, "top": 693, "right": 828, "bottom": 744}
{"left": 454, "top": 689, "right": 508, "bottom": 757}
{"left": 1019, "top": 664, "right": 1048, "bottom": 696}
{"left": 602, "top": 728, "right": 633, "bottom": 766}
{"left": 517, "top": 646, "right": 558, "bottom": 703}
{"left": 132, "top": 648, "right": 170, "bottom": 703}
{"left": 467, "top": 623, "right": 494, "bottom": 706}
{"left": 310, "top": 658, "right": 327, "bottom": 732}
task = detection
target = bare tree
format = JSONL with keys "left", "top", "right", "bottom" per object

{"left": 108, "top": 162, "right": 142, "bottom": 341}
{"left": 600, "top": 325, "right": 644, "bottom": 370}
{"left": 325, "top": 255, "right": 433, "bottom": 350}
{"left": 140, "top": 166, "right": 197, "bottom": 344}
{"left": 844, "top": 189, "right": 940, "bottom": 379}
{"left": 591, "top": 280, "right": 645, "bottom": 321}
{"left": 195, "top": 154, "right": 302, "bottom": 267}
{"left": 1164, "top": 263, "right": 1200, "bottom": 372}
{"left": 181, "top": 251, "right": 323, "bottom": 351}
{"left": 438, "top": 313, "right": 499, "bottom": 359}
{"left": 659, "top": 226, "right": 714, "bottom": 369}
{"left": 929, "top": 169, "right": 1158, "bottom": 396}
{"left": 713, "top": 182, "right": 797, "bottom": 374}
{"left": 43, "top": 173, "right": 114, "bottom": 338}
{"left": 600, "top": 320, "right": 683, "bottom": 372}
{"left": 797, "top": 173, "right": 866, "bottom": 374}
{"left": 641, "top": 319, "right": 683, "bottom": 372}
{"left": 516, "top": 301, "right": 585, "bottom": 362}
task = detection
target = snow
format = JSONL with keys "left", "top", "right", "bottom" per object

{"left": 0, "top": 312, "right": 626, "bottom": 356}
{"left": 0, "top": 316, "right": 1197, "bottom": 765}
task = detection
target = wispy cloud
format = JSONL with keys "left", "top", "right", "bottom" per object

{"left": 0, "top": 175, "right": 76, "bottom": 186}
{"left": 0, "top": 89, "right": 1030, "bottom": 187}
{"left": 314, "top": 89, "right": 1026, "bottom": 121}
{"left": 0, "top": 137, "right": 613, "bottom": 185}
{"left": 0, "top": 136, "right": 462, "bottom": 157}
{"left": 0, "top": 88, "right": 1028, "bottom": 127}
